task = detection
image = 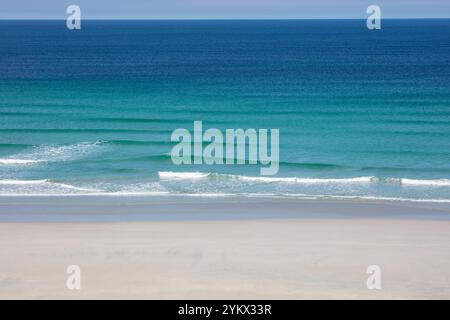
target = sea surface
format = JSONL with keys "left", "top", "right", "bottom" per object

{"left": 0, "top": 20, "right": 449, "bottom": 201}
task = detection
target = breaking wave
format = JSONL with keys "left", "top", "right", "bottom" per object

{"left": 0, "top": 177, "right": 449, "bottom": 202}
{"left": 158, "top": 171, "right": 450, "bottom": 187}
{"left": 0, "top": 141, "right": 105, "bottom": 166}
{"left": 0, "top": 179, "right": 103, "bottom": 194}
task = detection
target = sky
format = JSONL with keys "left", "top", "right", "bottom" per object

{"left": 0, "top": 0, "right": 448, "bottom": 19}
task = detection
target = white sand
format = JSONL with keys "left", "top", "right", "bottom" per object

{"left": 1, "top": 217, "right": 450, "bottom": 299}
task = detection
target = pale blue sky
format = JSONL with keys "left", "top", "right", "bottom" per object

{"left": 0, "top": 0, "right": 448, "bottom": 19}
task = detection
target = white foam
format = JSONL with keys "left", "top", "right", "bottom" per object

{"left": 107, "top": 191, "right": 171, "bottom": 196}
{"left": 0, "top": 179, "right": 103, "bottom": 194}
{"left": 0, "top": 179, "right": 448, "bottom": 202}
{"left": 159, "top": 171, "right": 209, "bottom": 180}
{"left": 0, "top": 159, "right": 43, "bottom": 165}
{"left": 237, "top": 175, "right": 374, "bottom": 184}
{"left": 272, "top": 193, "right": 450, "bottom": 203}
{"left": 0, "top": 179, "right": 49, "bottom": 185}
{"left": 50, "top": 182, "right": 103, "bottom": 192}
{"left": 157, "top": 172, "right": 450, "bottom": 188}
{"left": 0, "top": 190, "right": 448, "bottom": 203}
{"left": 0, "top": 179, "right": 174, "bottom": 196}
{"left": 0, "top": 141, "right": 105, "bottom": 165}
{"left": 178, "top": 193, "right": 234, "bottom": 197}
{"left": 158, "top": 171, "right": 374, "bottom": 184}
{"left": 402, "top": 178, "right": 450, "bottom": 187}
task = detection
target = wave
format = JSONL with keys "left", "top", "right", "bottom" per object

{"left": 0, "top": 128, "right": 173, "bottom": 134}
{"left": 0, "top": 179, "right": 169, "bottom": 196}
{"left": 165, "top": 109, "right": 450, "bottom": 117}
{"left": 0, "top": 180, "right": 448, "bottom": 203}
{"left": 159, "top": 171, "right": 373, "bottom": 183}
{"left": 103, "top": 140, "right": 174, "bottom": 146}
{"left": 50, "top": 154, "right": 340, "bottom": 168}
{"left": 402, "top": 178, "right": 450, "bottom": 187}
{"left": 150, "top": 153, "right": 348, "bottom": 169}
{"left": 71, "top": 154, "right": 173, "bottom": 165}
{"left": 29, "top": 141, "right": 104, "bottom": 161}
{"left": 241, "top": 193, "right": 450, "bottom": 203}
{"left": 361, "top": 165, "right": 450, "bottom": 173}
{"left": 237, "top": 176, "right": 373, "bottom": 184}
{"left": 0, "top": 141, "right": 104, "bottom": 166}
{"left": 0, "top": 178, "right": 449, "bottom": 202}
{"left": 0, "top": 159, "right": 43, "bottom": 165}
{"left": 116, "top": 153, "right": 347, "bottom": 170}
{"left": 0, "top": 179, "right": 49, "bottom": 185}
{"left": 89, "top": 117, "right": 190, "bottom": 124}
{"left": 157, "top": 171, "right": 450, "bottom": 187}
{"left": 0, "top": 179, "right": 103, "bottom": 193}
{"left": 159, "top": 171, "right": 209, "bottom": 180}
{"left": 281, "top": 161, "right": 347, "bottom": 170}
{"left": 1, "top": 111, "right": 60, "bottom": 116}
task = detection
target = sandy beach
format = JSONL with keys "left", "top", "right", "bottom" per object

{"left": 1, "top": 196, "right": 450, "bottom": 299}
{"left": 1, "top": 17, "right": 450, "bottom": 300}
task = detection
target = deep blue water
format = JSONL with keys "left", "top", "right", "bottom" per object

{"left": 0, "top": 20, "right": 449, "bottom": 200}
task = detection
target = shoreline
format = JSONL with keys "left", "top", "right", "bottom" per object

{"left": 0, "top": 195, "right": 450, "bottom": 222}
{"left": 1, "top": 192, "right": 450, "bottom": 203}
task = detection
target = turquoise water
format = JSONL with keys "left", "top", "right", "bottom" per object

{"left": 0, "top": 20, "right": 449, "bottom": 201}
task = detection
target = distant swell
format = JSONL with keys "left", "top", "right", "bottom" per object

{"left": 146, "top": 154, "right": 347, "bottom": 169}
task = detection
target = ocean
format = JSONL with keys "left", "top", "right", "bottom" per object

{"left": 0, "top": 19, "right": 449, "bottom": 201}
